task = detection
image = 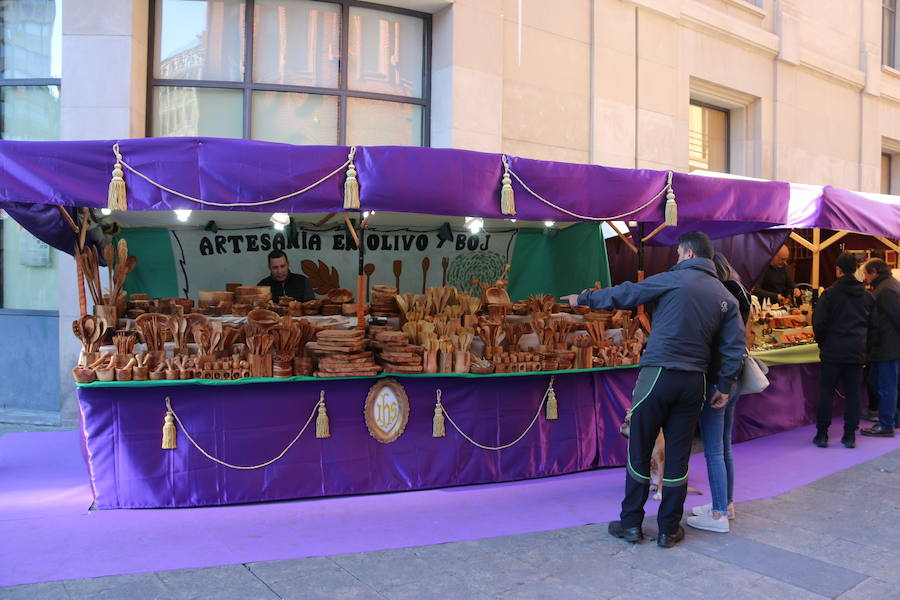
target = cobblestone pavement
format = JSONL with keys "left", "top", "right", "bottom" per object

{"left": 1, "top": 419, "right": 897, "bottom": 599}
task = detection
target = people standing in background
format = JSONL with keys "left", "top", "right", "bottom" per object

{"left": 687, "top": 253, "right": 751, "bottom": 533}
{"left": 563, "top": 231, "right": 745, "bottom": 549}
{"left": 754, "top": 245, "right": 802, "bottom": 304}
{"left": 860, "top": 259, "right": 900, "bottom": 438}
{"left": 811, "top": 253, "right": 876, "bottom": 449}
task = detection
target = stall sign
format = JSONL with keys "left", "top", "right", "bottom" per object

{"left": 364, "top": 379, "right": 410, "bottom": 443}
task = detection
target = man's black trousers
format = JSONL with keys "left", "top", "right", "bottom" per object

{"left": 621, "top": 367, "right": 706, "bottom": 535}
{"left": 817, "top": 362, "right": 861, "bottom": 434}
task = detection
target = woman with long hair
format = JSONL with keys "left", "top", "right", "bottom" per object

{"left": 687, "top": 253, "right": 751, "bottom": 533}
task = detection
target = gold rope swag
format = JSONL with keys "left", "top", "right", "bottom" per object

{"left": 432, "top": 376, "right": 557, "bottom": 449}
{"left": 161, "top": 395, "right": 325, "bottom": 469}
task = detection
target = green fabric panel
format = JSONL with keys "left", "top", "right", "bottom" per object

{"left": 117, "top": 228, "right": 179, "bottom": 299}
{"left": 751, "top": 342, "right": 820, "bottom": 366}
{"left": 76, "top": 365, "right": 639, "bottom": 388}
{"left": 508, "top": 222, "right": 611, "bottom": 301}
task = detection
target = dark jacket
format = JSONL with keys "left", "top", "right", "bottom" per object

{"left": 755, "top": 265, "right": 795, "bottom": 302}
{"left": 869, "top": 273, "right": 900, "bottom": 361}
{"left": 577, "top": 257, "right": 746, "bottom": 393}
{"left": 257, "top": 272, "right": 315, "bottom": 302}
{"left": 812, "top": 274, "right": 876, "bottom": 364}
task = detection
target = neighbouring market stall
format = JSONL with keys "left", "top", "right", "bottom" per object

{"left": 0, "top": 138, "right": 795, "bottom": 509}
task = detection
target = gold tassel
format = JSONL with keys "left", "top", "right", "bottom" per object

{"left": 316, "top": 391, "right": 331, "bottom": 438}
{"left": 343, "top": 147, "right": 359, "bottom": 210}
{"left": 162, "top": 397, "right": 177, "bottom": 449}
{"left": 432, "top": 390, "right": 445, "bottom": 437}
{"left": 663, "top": 171, "right": 677, "bottom": 227}
{"left": 501, "top": 156, "right": 516, "bottom": 216}
{"left": 108, "top": 143, "right": 127, "bottom": 211}
{"left": 546, "top": 376, "right": 558, "bottom": 420}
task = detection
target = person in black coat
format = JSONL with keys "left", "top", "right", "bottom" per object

{"left": 257, "top": 250, "right": 315, "bottom": 303}
{"left": 812, "top": 252, "right": 876, "bottom": 448}
{"left": 860, "top": 259, "right": 900, "bottom": 437}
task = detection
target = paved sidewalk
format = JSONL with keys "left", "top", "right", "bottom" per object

{"left": 1, "top": 447, "right": 897, "bottom": 600}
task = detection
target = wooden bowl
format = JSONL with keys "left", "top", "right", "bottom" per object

{"left": 247, "top": 309, "right": 280, "bottom": 327}
{"left": 485, "top": 287, "right": 511, "bottom": 305}
{"left": 129, "top": 293, "right": 150, "bottom": 301}
{"left": 95, "top": 368, "right": 115, "bottom": 382}
{"left": 327, "top": 288, "right": 354, "bottom": 303}
{"left": 235, "top": 286, "right": 271, "bottom": 298}
{"left": 72, "top": 367, "right": 96, "bottom": 384}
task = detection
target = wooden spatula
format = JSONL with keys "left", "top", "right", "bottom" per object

{"left": 393, "top": 260, "right": 402, "bottom": 293}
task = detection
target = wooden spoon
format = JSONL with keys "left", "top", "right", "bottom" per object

{"left": 364, "top": 263, "right": 375, "bottom": 302}
{"left": 103, "top": 245, "right": 116, "bottom": 300}
{"left": 421, "top": 257, "right": 430, "bottom": 294}
{"left": 393, "top": 260, "right": 402, "bottom": 293}
{"left": 442, "top": 257, "right": 449, "bottom": 286}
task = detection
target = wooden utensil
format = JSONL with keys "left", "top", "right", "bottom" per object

{"left": 442, "top": 257, "right": 449, "bottom": 286}
{"left": 421, "top": 257, "right": 430, "bottom": 294}
{"left": 364, "top": 263, "right": 375, "bottom": 302}
{"left": 103, "top": 244, "right": 116, "bottom": 297}
{"left": 393, "top": 260, "right": 402, "bottom": 293}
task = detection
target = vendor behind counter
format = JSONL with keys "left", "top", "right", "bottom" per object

{"left": 755, "top": 244, "right": 802, "bottom": 303}
{"left": 257, "top": 250, "right": 315, "bottom": 302}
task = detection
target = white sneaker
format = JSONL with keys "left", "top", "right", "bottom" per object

{"left": 691, "top": 503, "right": 735, "bottom": 519}
{"left": 687, "top": 512, "right": 730, "bottom": 533}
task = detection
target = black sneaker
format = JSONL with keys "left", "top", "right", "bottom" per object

{"left": 813, "top": 432, "right": 828, "bottom": 448}
{"left": 841, "top": 432, "right": 855, "bottom": 448}
{"left": 608, "top": 520, "right": 643, "bottom": 543}
{"left": 657, "top": 526, "right": 685, "bottom": 548}
{"left": 861, "top": 425, "right": 895, "bottom": 437}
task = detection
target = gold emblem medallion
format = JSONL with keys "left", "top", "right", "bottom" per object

{"left": 364, "top": 378, "right": 410, "bottom": 443}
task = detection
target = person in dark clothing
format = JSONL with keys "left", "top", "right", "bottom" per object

{"left": 755, "top": 245, "right": 801, "bottom": 304}
{"left": 860, "top": 259, "right": 900, "bottom": 438}
{"left": 257, "top": 250, "right": 315, "bottom": 303}
{"left": 812, "top": 252, "right": 876, "bottom": 448}
{"left": 563, "top": 231, "right": 745, "bottom": 549}
{"left": 687, "top": 253, "right": 751, "bottom": 533}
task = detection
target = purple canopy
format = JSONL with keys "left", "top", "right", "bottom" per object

{"left": 0, "top": 137, "right": 792, "bottom": 253}
{"left": 783, "top": 185, "right": 900, "bottom": 238}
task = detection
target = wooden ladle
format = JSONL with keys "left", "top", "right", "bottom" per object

{"left": 421, "top": 257, "right": 430, "bottom": 294}
{"left": 364, "top": 263, "right": 375, "bottom": 302}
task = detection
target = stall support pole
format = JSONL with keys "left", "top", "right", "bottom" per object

{"left": 637, "top": 223, "right": 646, "bottom": 314}
{"left": 357, "top": 222, "right": 366, "bottom": 331}
{"left": 811, "top": 228, "right": 821, "bottom": 289}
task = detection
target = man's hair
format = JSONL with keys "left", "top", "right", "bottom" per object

{"left": 836, "top": 252, "right": 858, "bottom": 275}
{"left": 267, "top": 249, "right": 288, "bottom": 263}
{"left": 677, "top": 231, "right": 715, "bottom": 259}
{"left": 864, "top": 258, "right": 890, "bottom": 277}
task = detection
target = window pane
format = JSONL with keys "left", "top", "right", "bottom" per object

{"left": 688, "top": 104, "right": 728, "bottom": 173}
{"left": 250, "top": 91, "right": 337, "bottom": 145}
{"left": 152, "top": 86, "right": 243, "bottom": 137}
{"left": 348, "top": 7, "right": 423, "bottom": 98}
{"left": 1, "top": 85, "right": 60, "bottom": 140}
{"left": 155, "top": 0, "right": 245, "bottom": 82}
{"left": 1, "top": 215, "right": 58, "bottom": 310}
{"left": 346, "top": 98, "right": 422, "bottom": 146}
{"left": 0, "top": 0, "right": 61, "bottom": 79}
{"left": 253, "top": 0, "right": 340, "bottom": 88}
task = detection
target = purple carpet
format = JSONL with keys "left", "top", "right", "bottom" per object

{"left": 1, "top": 420, "right": 897, "bottom": 587}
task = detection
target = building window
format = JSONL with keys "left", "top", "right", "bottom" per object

{"left": 885, "top": 0, "right": 897, "bottom": 67}
{"left": 149, "top": 0, "right": 430, "bottom": 146}
{"left": 688, "top": 101, "right": 729, "bottom": 173}
{"left": 0, "top": 0, "right": 61, "bottom": 311}
{"left": 882, "top": 153, "right": 892, "bottom": 194}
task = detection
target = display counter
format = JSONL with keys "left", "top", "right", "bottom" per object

{"left": 750, "top": 342, "right": 819, "bottom": 366}
{"left": 76, "top": 360, "right": 840, "bottom": 509}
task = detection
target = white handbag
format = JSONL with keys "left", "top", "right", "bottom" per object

{"left": 740, "top": 353, "right": 770, "bottom": 394}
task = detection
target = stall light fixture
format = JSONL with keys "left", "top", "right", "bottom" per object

{"left": 627, "top": 221, "right": 638, "bottom": 228}
{"left": 362, "top": 210, "right": 375, "bottom": 219}
{"left": 204, "top": 220, "right": 219, "bottom": 233}
{"left": 270, "top": 212, "right": 290, "bottom": 230}
{"left": 464, "top": 216, "right": 483, "bottom": 234}
{"left": 100, "top": 208, "right": 112, "bottom": 216}
{"left": 437, "top": 222, "right": 453, "bottom": 242}
{"left": 509, "top": 218, "right": 517, "bottom": 223}
{"left": 544, "top": 221, "right": 555, "bottom": 228}
{"left": 174, "top": 209, "right": 192, "bottom": 222}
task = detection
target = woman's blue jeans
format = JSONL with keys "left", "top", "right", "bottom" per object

{"left": 699, "top": 382, "right": 741, "bottom": 514}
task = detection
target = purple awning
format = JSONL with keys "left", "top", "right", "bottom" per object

{"left": 783, "top": 185, "right": 900, "bottom": 238}
{"left": 0, "top": 137, "right": 793, "bottom": 252}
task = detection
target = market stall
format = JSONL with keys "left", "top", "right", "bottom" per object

{"left": 0, "top": 138, "right": 793, "bottom": 509}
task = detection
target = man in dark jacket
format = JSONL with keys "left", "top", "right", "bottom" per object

{"left": 812, "top": 253, "right": 876, "bottom": 448}
{"left": 563, "top": 231, "right": 745, "bottom": 549}
{"left": 755, "top": 245, "right": 801, "bottom": 304}
{"left": 861, "top": 259, "right": 900, "bottom": 438}
{"left": 257, "top": 250, "right": 315, "bottom": 303}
